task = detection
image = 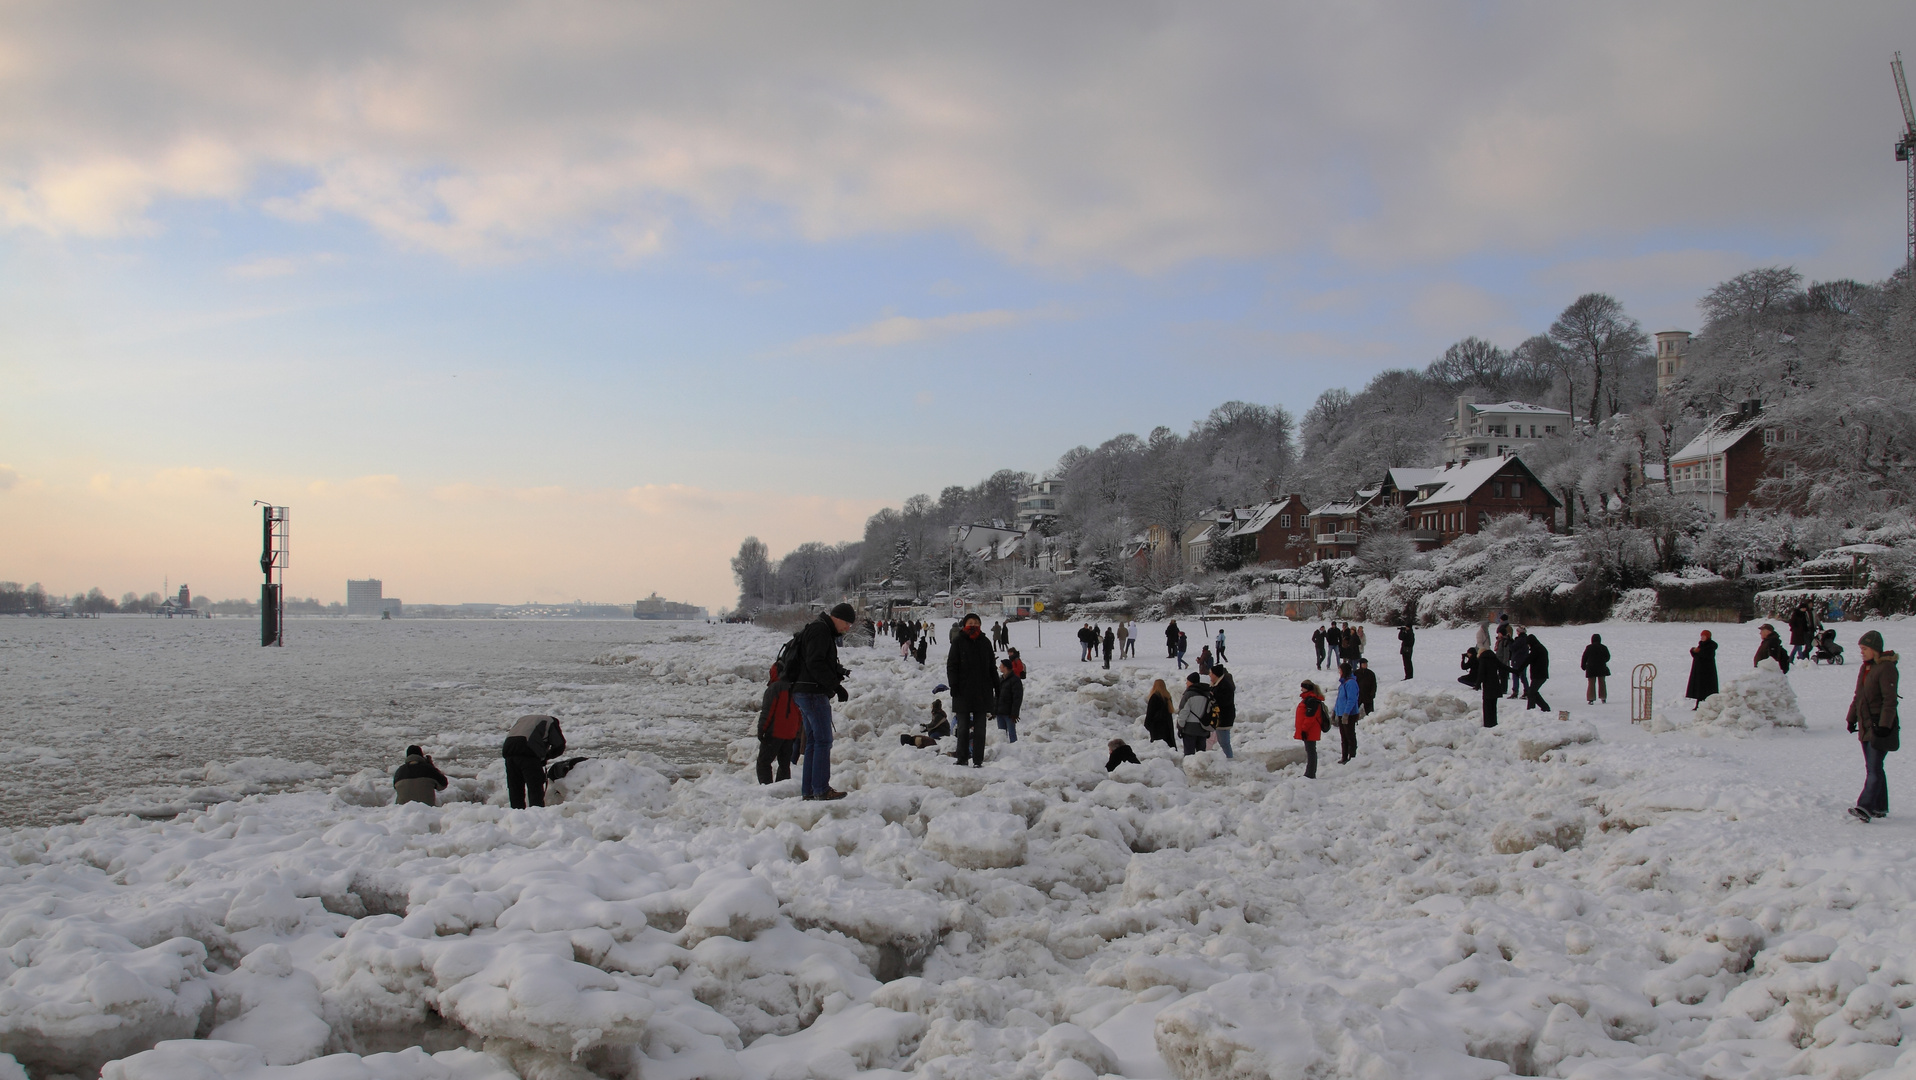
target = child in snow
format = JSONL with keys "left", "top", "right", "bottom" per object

{"left": 1295, "top": 681, "right": 1325, "bottom": 779}
{"left": 995, "top": 658, "right": 1023, "bottom": 743}
{"left": 1845, "top": 630, "right": 1898, "bottom": 823}
{"left": 1105, "top": 739, "right": 1142, "bottom": 771}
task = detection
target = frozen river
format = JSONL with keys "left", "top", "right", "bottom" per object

{"left": 0, "top": 617, "right": 742, "bottom": 826}
{"left": 4, "top": 611, "right": 1914, "bottom": 1080}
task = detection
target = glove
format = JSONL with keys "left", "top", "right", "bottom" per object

{"left": 835, "top": 686, "right": 849, "bottom": 703}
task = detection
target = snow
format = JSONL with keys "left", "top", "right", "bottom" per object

{"left": 3, "top": 615, "right": 1915, "bottom": 1080}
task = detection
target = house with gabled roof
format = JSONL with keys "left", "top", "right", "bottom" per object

{"left": 1404, "top": 455, "right": 1560, "bottom": 549}
{"left": 1442, "top": 397, "right": 1572, "bottom": 464}
{"left": 1668, "top": 399, "right": 1777, "bottom": 521}
{"left": 1307, "top": 498, "right": 1369, "bottom": 561}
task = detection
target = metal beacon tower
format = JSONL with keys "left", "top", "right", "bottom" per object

{"left": 1894, "top": 52, "right": 1915, "bottom": 268}
{"left": 256, "top": 502, "right": 289, "bottom": 646}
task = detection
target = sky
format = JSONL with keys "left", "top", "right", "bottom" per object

{"left": 3, "top": 1, "right": 1914, "bottom": 611}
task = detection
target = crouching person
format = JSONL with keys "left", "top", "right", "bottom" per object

{"left": 392, "top": 744, "right": 447, "bottom": 805}
{"left": 502, "top": 714, "right": 565, "bottom": 808}
{"left": 756, "top": 664, "right": 802, "bottom": 784}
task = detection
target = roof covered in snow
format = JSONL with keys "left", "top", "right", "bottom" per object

{"left": 1671, "top": 407, "right": 1765, "bottom": 464}
{"left": 1405, "top": 455, "right": 1560, "bottom": 508}
{"left": 1464, "top": 400, "right": 1571, "bottom": 417}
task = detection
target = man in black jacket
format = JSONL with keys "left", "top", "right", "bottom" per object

{"left": 501, "top": 715, "right": 565, "bottom": 808}
{"left": 788, "top": 603, "right": 855, "bottom": 800}
{"left": 1398, "top": 625, "right": 1415, "bottom": 679}
{"left": 393, "top": 745, "right": 448, "bottom": 806}
{"left": 1523, "top": 633, "right": 1551, "bottom": 712}
{"left": 947, "top": 613, "right": 1001, "bottom": 767}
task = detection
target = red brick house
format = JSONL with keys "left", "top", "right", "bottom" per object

{"left": 1668, "top": 400, "right": 1775, "bottom": 520}
{"left": 1405, "top": 456, "right": 1560, "bottom": 549}
{"left": 1307, "top": 498, "right": 1369, "bottom": 561}
{"left": 1235, "top": 494, "right": 1313, "bottom": 567}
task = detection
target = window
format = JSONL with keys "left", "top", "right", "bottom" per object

{"left": 1491, "top": 482, "right": 1503, "bottom": 498}
{"left": 1545, "top": 425, "right": 1557, "bottom": 435}
{"left": 1510, "top": 482, "right": 1523, "bottom": 498}
{"left": 1280, "top": 514, "right": 1290, "bottom": 528}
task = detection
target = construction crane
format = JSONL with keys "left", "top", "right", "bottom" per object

{"left": 1895, "top": 52, "right": 1916, "bottom": 267}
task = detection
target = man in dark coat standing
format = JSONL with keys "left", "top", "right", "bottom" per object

{"left": 1789, "top": 605, "right": 1813, "bottom": 660}
{"left": 1755, "top": 624, "right": 1791, "bottom": 672}
{"left": 1102, "top": 627, "right": 1116, "bottom": 670}
{"left": 1313, "top": 625, "right": 1328, "bottom": 670}
{"left": 946, "top": 612, "right": 1001, "bottom": 767}
{"left": 1475, "top": 647, "right": 1507, "bottom": 728}
{"left": 1581, "top": 634, "right": 1611, "bottom": 704}
{"left": 1165, "top": 619, "right": 1181, "bottom": 659}
{"left": 1846, "top": 630, "right": 1899, "bottom": 823}
{"left": 1398, "top": 625, "right": 1415, "bottom": 679}
{"left": 1354, "top": 658, "right": 1377, "bottom": 716}
{"left": 1507, "top": 629, "right": 1531, "bottom": 701}
{"left": 1686, "top": 630, "right": 1719, "bottom": 709}
{"left": 788, "top": 603, "right": 855, "bottom": 800}
{"left": 1523, "top": 633, "right": 1551, "bottom": 712}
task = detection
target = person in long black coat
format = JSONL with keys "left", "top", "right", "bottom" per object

{"left": 1474, "top": 647, "right": 1508, "bottom": 727}
{"left": 1581, "top": 634, "right": 1611, "bottom": 704}
{"left": 1143, "top": 679, "right": 1176, "bottom": 747}
{"left": 1523, "top": 634, "right": 1551, "bottom": 712}
{"left": 1686, "top": 630, "right": 1719, "bottom": 709}
{"left": 1398, "top": 625, "right": 1415, "bottom": 679}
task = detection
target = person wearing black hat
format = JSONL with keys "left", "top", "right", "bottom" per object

{"left": 947, "top": 612, "right": 1001, "bottom": 766}
{"left": 788, "top": 602, "right": 856, "bottom": 800}
{"left": 1846, "top": 630, "right": 1898, "bottom": 823}
{"left": 392, "top": 745, "right": 448, "bottom": 806}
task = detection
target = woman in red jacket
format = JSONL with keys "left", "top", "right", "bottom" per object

{"left": 1294, "top": 680, "right": 1325, "bottom": 779}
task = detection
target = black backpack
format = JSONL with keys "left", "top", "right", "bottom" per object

{"left": 774, "top": 630, "right": 806, "bottom": 683}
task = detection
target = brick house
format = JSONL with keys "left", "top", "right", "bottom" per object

{"left": 1404, "top": 456, "right": 1560, "bottom": 549}
{"left": 1668, "top": 400, "right": 1775, "bottom": 520}
{"left": 1307, "top": 499, "right": 1368, "bottom": 561}
{"left": 1209, "top": 495, "right": 1313, "bottom": 567}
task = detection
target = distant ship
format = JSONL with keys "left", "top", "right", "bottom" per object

{"left": 633, "top": 592, "right": 706, "bottom": 620}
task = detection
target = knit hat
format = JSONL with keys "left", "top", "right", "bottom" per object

{"left": 405, "top": 744, "right": 424, "bottom": 757}
{"left": 1859, "top": 630, "right": 1885, "bottom": 652}
{"left": 828, "top": 602, "right": 857, "bottom": 623}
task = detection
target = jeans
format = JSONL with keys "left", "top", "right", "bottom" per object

{"left": 954, "top": 701, "right": 990, "bottom": 765}
{"left": 1509, "top": 668, "right": 1529, "bottom": 699}
{"left": 1303, "top": 739, "right": 1317, "bottom": 777}
{"left": 1214, "top": 728, "right": 1233, "bottom": 758}
{"left": 996, "top": 715, "right": 1019, "bottom": 743}
{"left": 1859, "top": 741, "right": 1889, "bottom": 816}
{"left": 504, "top": 755, "right": 546, "bottom": 808}
{"left": 1315, "top": 646, "right": 1326, "bottom": 669}
{"left": 1176, "top": 650, "right": 1187, "bottom": 669}
{"left": 793, "top": 692, "right": 834, "bottom": 796}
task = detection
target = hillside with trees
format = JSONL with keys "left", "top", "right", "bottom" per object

{"left": 731, "top": 267, "right": 1916, "bottom": 621}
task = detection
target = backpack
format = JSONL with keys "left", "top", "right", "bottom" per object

{"left": 774, "top": 631, "right": 806, "bottom": 683}
{"left": 1302, "top": 697, "right": 1321, "bottom": 718}
{"left": 762, "top": 684, "right": 802, "bottom": 740}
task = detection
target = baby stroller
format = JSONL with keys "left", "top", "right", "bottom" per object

{"left": 1812, "top": 629, "right": 1845, "bottom": 666}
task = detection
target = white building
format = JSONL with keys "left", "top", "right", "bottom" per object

{"left": 1655, "top": 330, "right": 1692, "bottom": 395}
{"left": 1442, "top": 397, "right": 1572, "bottom": 464}
{"left": 1014, "top": 478, "right": 1065, "bottom": 530}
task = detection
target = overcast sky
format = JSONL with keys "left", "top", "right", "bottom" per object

{"left": 3, "top": 2, "right": 1913, "bottom": 610}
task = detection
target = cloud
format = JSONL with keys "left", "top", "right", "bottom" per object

{"left": 0, "top": 4, "right": 1905, "bottom": 269}
{"left": 795, "top": 306, "right": 1048, "bottom": 350}
{"left": 0, "top": 465, "right": 16, "bottom": 491}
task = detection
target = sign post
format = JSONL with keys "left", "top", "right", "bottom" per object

{"left": 1034, "top": 601, "right": 1044, "bottom": 648}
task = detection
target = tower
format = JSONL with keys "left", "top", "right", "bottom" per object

{"left": 1655, "top": 330, "right": 1691, "bottom": 395}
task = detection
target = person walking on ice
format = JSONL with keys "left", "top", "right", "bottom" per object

{"left": 1398, "top": 624, "right": 1415, "bottom": 680}
{"left": 1687, "top": 630, "right": 1719, "bottom": 710}
{"left": 1215, "top": 627, "right": 1228, "bottom": 663}
{"left": 1581, "top": 634, "right": 1611, "bottom": 704}
{"left": 1333, "top": 662, "right": 1361, "bottom": 763}
{"left": 1846, "top": 630, "right": 1898, "bottom": 823}
{"left": 947, "top": 612, "right": 1000, "bottom": 768}
{"left": 789, "top": 603, "right": 856, "bottom": 800}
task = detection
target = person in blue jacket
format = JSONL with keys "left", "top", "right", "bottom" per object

{"left": 1333, "top": 662, "right": 1363, "bottom": 764}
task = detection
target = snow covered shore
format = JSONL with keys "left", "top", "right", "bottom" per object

{"left": 2, "top": 617, "right": 1913, "bottom": 1079}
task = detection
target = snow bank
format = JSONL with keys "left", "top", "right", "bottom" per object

{"left": 3, "top": 618, "right": 1912, "bottom": 1080}
{"left": 1652, "top": 660, "right": 1808, "bottom": 734}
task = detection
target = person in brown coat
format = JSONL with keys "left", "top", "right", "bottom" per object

{"left": 1846, "top": 630, "right": 1899, "bottom": 823}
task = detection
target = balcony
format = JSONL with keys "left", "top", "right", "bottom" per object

{"left": 1316, "top": 531, "right": 1361, "bottom": 545}
{"left": 1409, "top": 530, "right": 1441, "bottom": 544}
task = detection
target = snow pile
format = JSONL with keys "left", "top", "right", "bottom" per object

{"left": 3, "top": 618, "right": 1913, "bottom": 1080}
{"left": 1609, "top": 588, "right": 1658, "bottom": 622}
{"left": 1655, "top": 660, "right": 1809, "bottom": 734}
